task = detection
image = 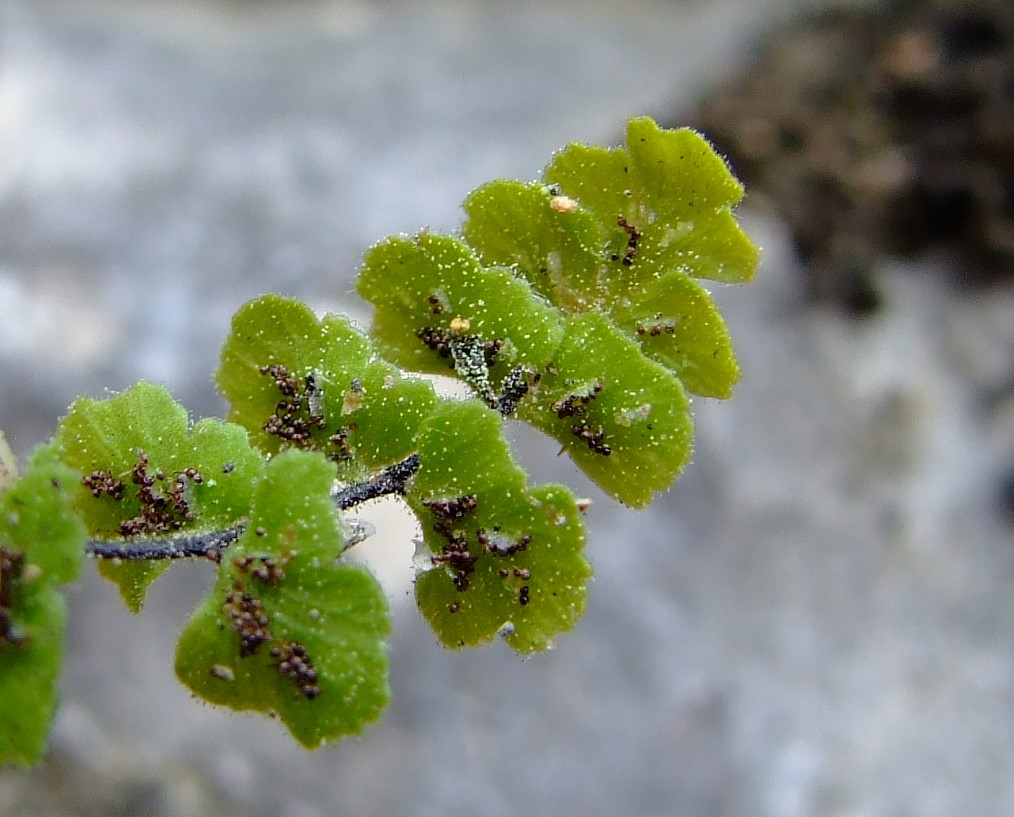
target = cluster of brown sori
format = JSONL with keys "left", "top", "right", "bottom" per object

{"left": 81, "top": 452, "right": 202, "bottom": 536}
{"left": 223, "top": 554, "right": 321, "bottom": 700}
{"left": 424, "top": 495, "right": 533, "bottom": 608}
{"left": 270, "top": 641, "right": 321, "bottom": 700}
{"left": 551, "top": 384, "right": 610, "bottom": 455}
{"left": 260, "top": 364, "right": 327, "bottom": 447}
{"left": 223, "top": 588, "right": 272, "bottom": 658}
{"left": 259, "top": 364, "right": 354, "bottom": 461}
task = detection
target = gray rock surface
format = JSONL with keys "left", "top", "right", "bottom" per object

{"left": 2, "top": 1, "right": 1012, "bottom": 815}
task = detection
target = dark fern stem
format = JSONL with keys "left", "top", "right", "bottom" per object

{"left": 86, "top": 453, "right": 422, "bottom": 562}
{"left": 333, "top": 452, "right": 420, "bottom": 509}
{"left": 85, "top": 524, "right": 246, "bottom": 562}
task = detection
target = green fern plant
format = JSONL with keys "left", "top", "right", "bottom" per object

{"left": 0, "top": 117, "right": 757, "bottom": 763}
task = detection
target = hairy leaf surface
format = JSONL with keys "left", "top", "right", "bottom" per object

{"left": 462, "top": 180, "right": 606, "bottom": 311}
{"left": 0, "top": 447, "right": 86, "bottom": 766}
{"left": 519, "top": 312, "right": 693, "bottom": 507}
{"left": 54, "top": 382, "right": 264, "bottom": 610}
{"left": 460, "top": 117, "right": 758, "bottom": 402}
{"left": 545, "top": 118, "right": 756, "bottom": 287}
{"left": 357, "top": 232, "right": 564, "bottom": 379}
{"left": 176, "top": 449, "right": 391, "bottom": 747}
{"left": 611, "top": 272, "right": 740, "bottom": 399}
{"left": 407, "top": 400, "right": 589, "bottom": 653}
{"left": 218, "top": 295, "right": 438, "bottom": 481}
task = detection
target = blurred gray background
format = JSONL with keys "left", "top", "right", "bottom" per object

{"left": 1, "top": 1, "right": 1012, "bottom": 815}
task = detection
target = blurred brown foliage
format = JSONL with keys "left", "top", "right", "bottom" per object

{"left": 684, "top": 0, "right": 1013, "bottom": 315}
